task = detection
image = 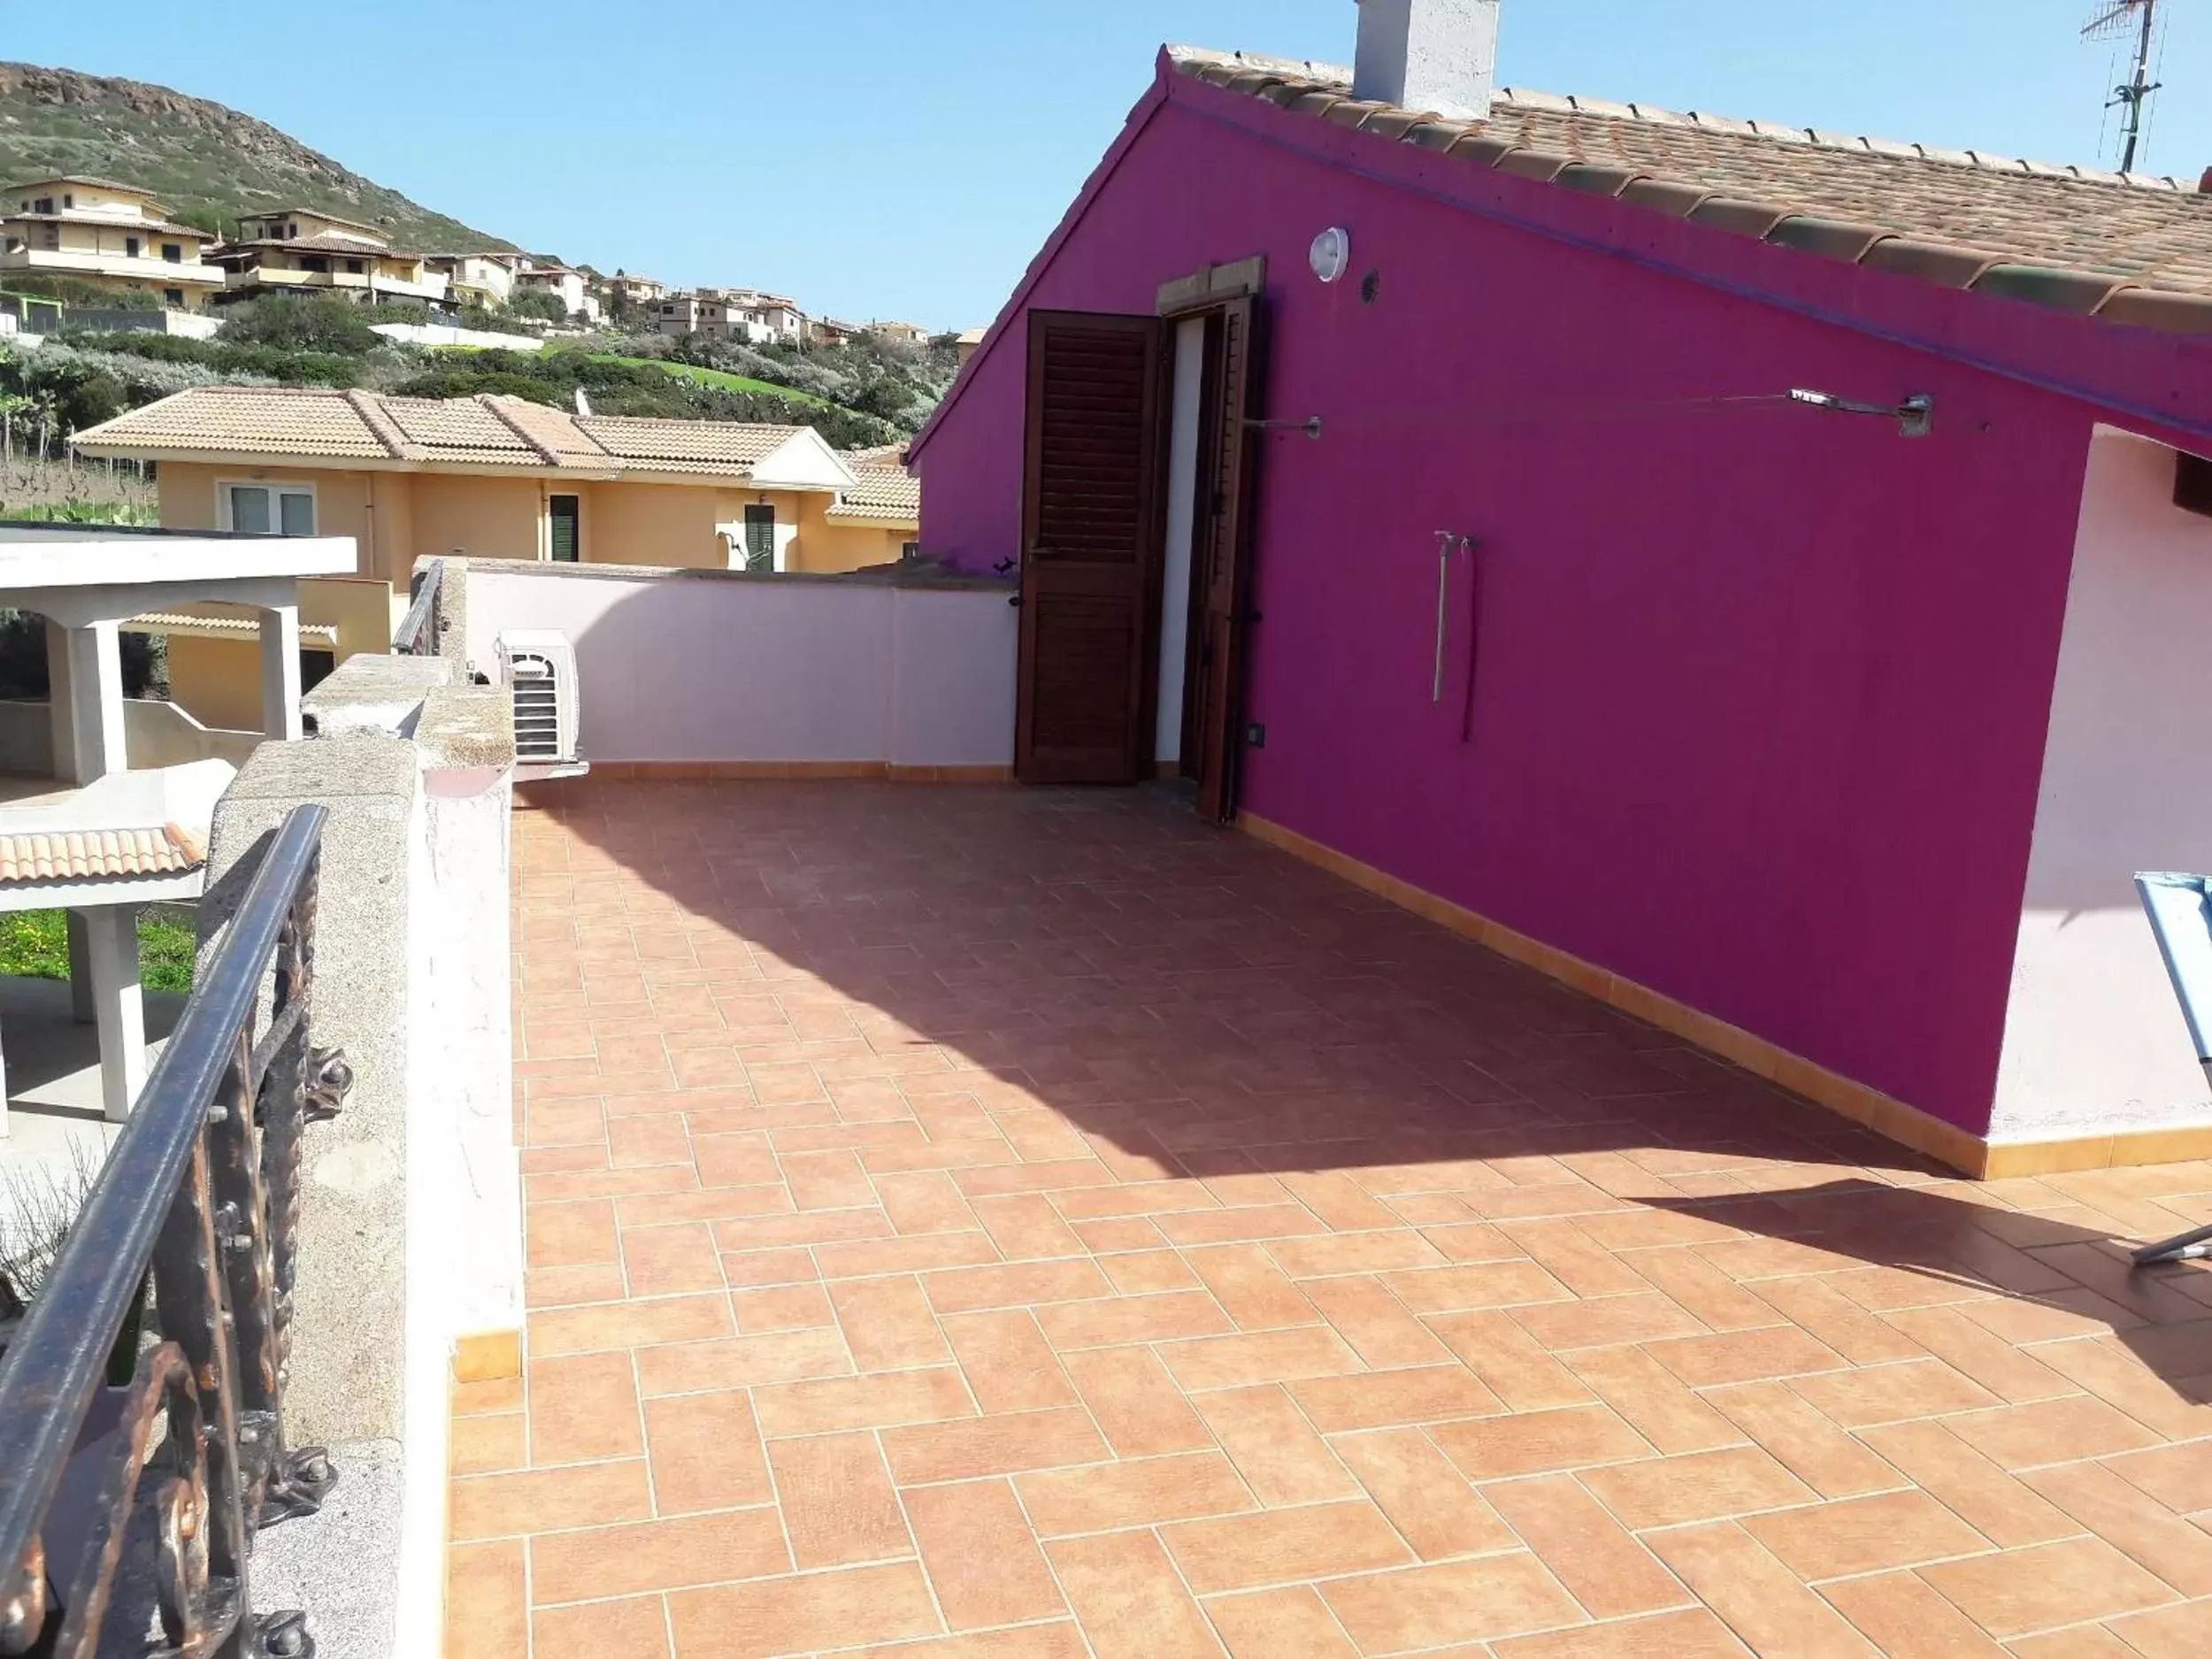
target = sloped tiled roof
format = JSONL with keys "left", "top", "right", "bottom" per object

{"left": 74, "top": 387, "right": 826, "bottom": 484}
{"left": 826, "top": 462, "right": 921, "bottom": 526}
{"left": 217, "top": 234, "right": 415, "bottom": 258}
{"left": 1171, "top": 45, "right": 2212, "bottom": 334}
{"left": 0, "top": 824, "right": 204, "bottom": 885}
{"left": 4, "top": 210, "right": 205, "bottom": 237}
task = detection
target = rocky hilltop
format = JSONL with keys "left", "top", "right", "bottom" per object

{"left": 0, "top": 62, "right": 511, "bottom": 252}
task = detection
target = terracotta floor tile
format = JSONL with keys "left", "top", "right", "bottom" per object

{"left": 904, "top": 1479, "right": 1067, "bottom": 1630}
{"left": 1062, "top": 1346, "right": 1216, "bottom": 1457}
{"left": 1703, "top": 1380, "right": 1902, "bottom": 1498}
{"left": 1788, "top": 1356, "right": 2007, "bottom": 1429}
{"left": 940, "top": 1309, "right": 1078, "bottom": 1413}
{"left": 529, "top": 1350, "right": 644, "bottom": 1467}
{"left": 530, "top": 1508, "right": 789, "bottom": 1600}
{"left": 1430, "top": 1310, "right": 1601, "bottom": 1410}
{"left": 1916, "top": 1536, "right": 2177, "bottom": 1638}
{"left": 1202, "top": 1586, "right": 1358, "bottom": 1657}
{"left": 643, "top": 1388, "right": 774, "bottom": 1513}
{"left": 1319, "top": 1554, "right": 1587, "bottom": 1652}
{"left": 1741, "top": 1489, "right": 1993, "bottom": 1580}
{"left": 1511, "top": 1290, "right": 1709, "bottom": 1353}
{"left": 1944, "top": 1394, "right": 2162, "bottom": 1471}
{"left": 473, "top": 791, "right": 2212, "bottom": 1659}
{"left": 1034, "top": 1288, "right": 1235, "bottom": 1350}
{"left": 1192, "top": 1384, "right": 1358, "bottom": 1507}
{"left": 2104, "top": 1438, "right": 2212, "bottom": 1515}
{"left": 2021, "top": 1459, "right": 2212, "bottom": 1594}
{"left": 1157, "top": 1325, "right": 1364, "bottom": 1392}
{"left": 1582, "top": 1445, "right": 1818, "bottom": 1530}
{"left": 922, "top": 1259, "right": 1114, "bottom": 1315}
{"left": 1017, "top": 1449, "right": 1256, "bottom": 1536}
{"left": 635, "top": 1326, "right": 853, "bottom": 1396}
{"left": 534, "top": 1594, "right": 672, "bottom": 1659}
{"left": 1646, "top": 1523, "right": 1879, "bottom": 1657}
{"left": 1186, "top": 1243, "right": 1324, "bottom": 1329}
{"left": 1289, "top": 1363, "right": 1504, "bottom": 1432}
{"left": 882, "top": 1407, "right": 1110, "bottom": 1485}
{"left": 1565, "top": 1345, "right": 1744, "bottom": 1454}
{"left": 1162, "top": 1498, "right": 1413, "bottom": 1594}
{"left": 752, "top": 1368, "right": 977, "bottom": 1438}
{"left": 770, "top": 1430, "right": 914, "bottom": 1569}
{"left": 830, "top": 1275, "right": 956, "bottom": 1371}
{"left": 1431, "top": 1403, "right": 1655, "bottom": 1482}
{"left": 446, "top": 1539, "right": 527, "bottom": 1654}
{"left": 667, "top": 1562, "right": 941, "bottom": 1658}
{"left": 1299, "top": 1274, "right": 1454, "bottom": 1369}
{"left": 1486, "top": 1474, "right": 1689, "bottom": 1617}
{"left": 450, "top": 1458, "right": 655, "bottom": 1541}
{"left": 1488, "top": 1609, "right": 1753, "bottom": 1657}
{"left": 1047, "top": 1529, "right": 1227, "bottom": 1658}
{"left": 1814, "top": 1571, "right": 2007, "bottom": 1658}
{"left": 1854, "top": 1420, "right": 2080, "bottom": 1548}
{"left": 530, "top": 1291, "right": 735, "bottom": 1357}
{"left": 2106, "top": 1597, "right": 2212, "bottom": 1658}
{"left": 451, "top": 1410, "right": 526, "bottom": 1476}
{"left": 730, "top": 1281, "right": 834, "bottom": 1334}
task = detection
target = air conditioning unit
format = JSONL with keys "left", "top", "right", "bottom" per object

{"left": 497, "top": 630, "right": 581, "bottom": 767}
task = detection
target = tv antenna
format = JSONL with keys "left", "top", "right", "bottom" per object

{"left": 2084, "top": 0, "right": 2163, "bottom": 173}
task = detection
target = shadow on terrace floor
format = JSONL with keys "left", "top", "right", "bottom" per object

{"left": 516, "top": 777, "right": 2212, "bottom": 1406}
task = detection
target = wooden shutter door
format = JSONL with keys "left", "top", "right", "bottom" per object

{"left": 1017, "top": 310, "right": 1169, "bottom": 785}
{"left": 1193, "top": 296, "right": 1262, "bottom": 823}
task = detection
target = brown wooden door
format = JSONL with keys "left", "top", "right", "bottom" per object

{"left": 1017, "top": 310, "right": 1169, "bottom": 785}
{"left": 1191, "top": 296, "right": 1262, "bottom": 823}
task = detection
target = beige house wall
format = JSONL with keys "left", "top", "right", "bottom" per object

{"left": 151, "top": 461, "right": 912, "bottom": 576}
{"left": 411, "top": 475, "right": 543, "bottom": 565}
{"left": 793, "top": 495, "right": 914, "bottom": 573}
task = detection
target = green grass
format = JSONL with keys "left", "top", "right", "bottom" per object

{"left": 587, "top": 355, "right": 836, "bottom": 409}
{"left": 0, "top": 910, "right": 196, "bottom": 994}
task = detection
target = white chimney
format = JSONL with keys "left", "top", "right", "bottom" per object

{"left": 1353, "top": 0, "right": 1501, "bottom": 124}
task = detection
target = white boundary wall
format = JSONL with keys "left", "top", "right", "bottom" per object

{"left": 1993, "top": 426, "right": 2212, "bottom": 1142}
{"left": 457, "top": 562, "right": 1018, "bottom": 769}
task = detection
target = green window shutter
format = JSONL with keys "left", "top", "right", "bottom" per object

{"left": 549, "top": 495, "right": 580, "bottom": 563}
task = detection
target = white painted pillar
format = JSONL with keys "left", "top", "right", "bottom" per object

{"left": 63, "top": 621, "right": 126, "bottom": 785}
{"left": 83, "top": 904, "right": 145, "bottom": 1123}
{"left": 259, "top": 604, "right": 303, "bottom": 741}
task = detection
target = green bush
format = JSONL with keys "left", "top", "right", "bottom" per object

{"left": 218, "top": 293, "right": 381, "bottom": 356}
{"left": 508, "top": 287, "right": 568, "bottom": 324}
{"left": 75, "top": 330, "right": 362, "bottom": 388}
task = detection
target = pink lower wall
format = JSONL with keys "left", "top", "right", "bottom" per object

{"left": 912, "top": 72, "right": 2212, "bottom": 1136}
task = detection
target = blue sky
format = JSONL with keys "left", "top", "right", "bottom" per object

{"left": 12, "top": 2, "right": 2206, "bottom": 330}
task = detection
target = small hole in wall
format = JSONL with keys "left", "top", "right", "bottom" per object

{"left": 1360, "top": 269, "right": 1380, "bottom": 304}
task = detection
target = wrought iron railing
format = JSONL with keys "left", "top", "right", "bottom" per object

{"left": 391, "top": 559, "right": 443, "bottom": 657}
{"left": 0, "top": 805, "right": 353, "bottom": 1658}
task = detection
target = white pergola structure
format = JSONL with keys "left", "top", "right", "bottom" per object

{"left": 0, "top": 526, "right": 356, "bottom": 1129}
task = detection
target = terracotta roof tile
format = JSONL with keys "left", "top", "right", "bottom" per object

{"left": 826, "top": 464, "right": 921, "bottom": 526}
{"left": 73, "top": 389, "right": 821, "bottom": 482}
{"left": 1169, "top": 45, "right": 2212, "bottom": 331}
{"left": 0, "top": 824, "right": 204, "bottom": 885}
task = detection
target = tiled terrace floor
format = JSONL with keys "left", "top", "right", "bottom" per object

{"left": 449, "top": 781, "right": 2212, "bottom": 1658}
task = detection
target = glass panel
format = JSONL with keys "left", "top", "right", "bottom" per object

{"left": 229, "top": 487, "right": 272, "bottom": 535}
{"left": 279, "top": 491, "right": 315, "bottom": 536}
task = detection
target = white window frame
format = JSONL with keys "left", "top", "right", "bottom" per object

{"left": 217, "top": 479, "right": 318, "bottom": 537}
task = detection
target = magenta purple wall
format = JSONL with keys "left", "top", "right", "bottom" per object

{"left": 913, "top": 62, "right": 2212, "bottom": 1136}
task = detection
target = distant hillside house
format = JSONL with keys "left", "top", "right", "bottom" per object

{"left": 73, "top": 386, "right": 921, "bottom": 583}
{"left": 211, "top": 206, "right": 452, "bottom": 309}
{"left": 513, "top": 262, "right": 599, "bottom": 324}
{"left": 810, "top": 316, "right": 864, "bottom": 347}
{"left": 426, "top": 252, "right": 518, "bottom": 310}
{"left": 0, "top": 175, "right": 226, "bottom": 311}
{"left": 870, "top": 321, "right": 932, "bottom": 346}
{"left": 607, "top": 273, "right": 666, "bottom": 310}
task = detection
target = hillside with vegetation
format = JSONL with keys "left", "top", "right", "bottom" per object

{"left": 0, "top": 62, "right": 510, "bottom": 251}
{"left": 0, "top": 296, "right": 957, "bottom": 462}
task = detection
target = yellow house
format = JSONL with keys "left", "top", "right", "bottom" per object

{"left": 212, "top": 207, "right": 451, "bottom": 307}
{"left": 73, "top": 387, "right": 921, "bottom": 729}
{"left": 0, "top": 175, "right": 227, "bottom": 310}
